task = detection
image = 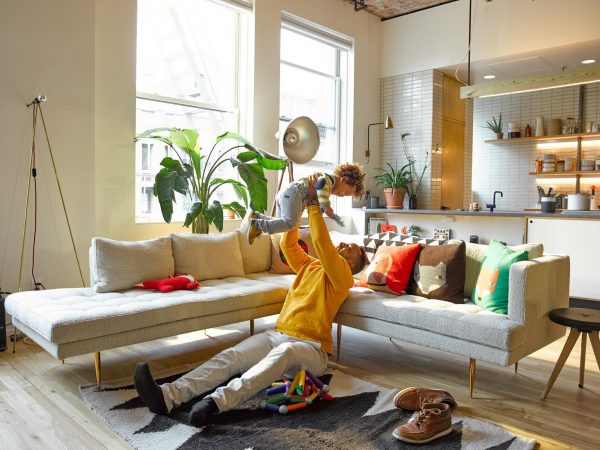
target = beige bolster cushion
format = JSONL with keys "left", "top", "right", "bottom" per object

{"left": 172, "top": 231, "right": 245, "bottom": 281}
{"left": 91, "top": 236, "right": 174, "bottom": 293}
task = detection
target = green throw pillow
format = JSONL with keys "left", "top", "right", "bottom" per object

{"left": 472, "top": 240, "right": 528, "bottom": 314}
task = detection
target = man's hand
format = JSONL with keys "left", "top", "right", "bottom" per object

{"left": 324, "top": 206, "right": 334, "bottom": 218}
{"left": 305, "top": 173, "right": 320, "bottom": 206}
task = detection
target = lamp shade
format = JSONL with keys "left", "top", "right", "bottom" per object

{"left": 384, "top": 115, "right": 394, "bottom": 129}
{"left": 282, "top": 116, "right": 320, "bottom": 164}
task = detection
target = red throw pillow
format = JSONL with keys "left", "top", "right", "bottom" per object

{"left": 356, "top": 243, "right": 421, "bottom": 295}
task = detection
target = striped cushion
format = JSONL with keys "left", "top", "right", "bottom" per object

{"left": 363, "top": 232, "right": 446, "bottom": 262}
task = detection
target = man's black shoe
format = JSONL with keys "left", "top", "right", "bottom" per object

{"left": 189, "top": 397, "right": 219, "bottom": 427}
{"left": 133, "top": 362, "right": 168, "bottom": 415}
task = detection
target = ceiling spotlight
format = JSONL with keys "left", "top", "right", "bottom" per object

{"left": 581, "top": 59, "right": 597, "bottom": 65}
{"left": 483, "top": 74, "right": 496, "bottom": 79}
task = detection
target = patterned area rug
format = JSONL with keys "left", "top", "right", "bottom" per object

{"left": 81, "top": 369, "right": 535, "bottom": 450}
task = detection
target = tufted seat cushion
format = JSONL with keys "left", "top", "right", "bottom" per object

{"left": 5, "top": 277, "right": 287, "bottom": 345}
{"left": 338, "top": 290, "right": 525, "bottom": 351}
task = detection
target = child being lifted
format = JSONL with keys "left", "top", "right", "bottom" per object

{"left": 241, "top": 162, "right": 365, "bottom": 244}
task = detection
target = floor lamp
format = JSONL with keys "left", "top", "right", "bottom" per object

{"left": 270, "top": 116, "right": 320, "bottom": 216}
{"left": 18, "top": 95, "right": 85, "bottom": 292}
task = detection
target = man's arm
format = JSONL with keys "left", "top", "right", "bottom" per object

{"left": 306, "top": 176, "right": 353, "bottom": 289}
{"left": 281, "top": 219, "right": 313, "bottom": 273}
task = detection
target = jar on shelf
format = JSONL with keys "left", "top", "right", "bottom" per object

{"left": 556, "top": 159, "right": 565, "bottom": 172}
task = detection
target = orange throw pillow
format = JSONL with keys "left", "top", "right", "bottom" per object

{"left": 356, "top": 243, "right": 421, "bottom": 295}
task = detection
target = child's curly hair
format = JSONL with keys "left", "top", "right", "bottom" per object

{"left": 334, "top": 162, "right": 366, "bottom": 198}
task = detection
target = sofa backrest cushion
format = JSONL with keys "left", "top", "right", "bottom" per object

{"left": 270, "top": 229, "right": 318, "bottom": 274}
{"left": 172, "top": 231, "right": 244, "bottom": 281}
{"left": 236, "top": 230, "right": 272, "bottom": 274}
{"left": 90, "top": 236, "right": 174, "bottom": 293}
{"left": 463, "top": 241, "right": 543, "bottom": 297}
{"left": 356, "top": 243, "right": 421, "bottom": 295}
{"left": 364, "top": 232, "right": 446, "bottom": 262}
{"left": 472, "top": 240, "right": 529, "bottom": 314}
{"left": 407, "top": 241, "right": 466, "bottom": 303}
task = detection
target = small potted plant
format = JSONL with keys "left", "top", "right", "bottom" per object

{"left": 373, "top": 161, "right": 411, "bottom": 209}
{"left": 485, "top": 114, "right": 504, "bottom": 139}
{"left": 400, "top": 133, "right": 430, "bottom": 210}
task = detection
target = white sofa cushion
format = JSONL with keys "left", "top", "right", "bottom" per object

{"left": 5, "top": 277, "right": 287, "bottom": 344}
{"left": 338, "top": 290, "right": 526, "bottom": 351}
{"left": 172, "top": 232, "right": 244, "bottom": 281}
{"left": 236, "top": 230, "right": 272, "bottom": 274}
{"left": 90, "top": 236, "right": 174, "bottom": 293}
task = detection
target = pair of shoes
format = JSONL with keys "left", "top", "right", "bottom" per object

{"left": 240, "top": 209, "right": 261, "bottom": 245}
{"left": 392, "top": 388, "right": 457, "bottom": 444}
{"left": 133, "top": 362, "right": 168, "bottom": 415}
{"left": 393, "top": 387, "right": 457, "bottom": 410}
{"left": 189, "top": 397, "right": 219, "bottom": 427}
{"left": 392, "top": 402, "right": 453, "bottom": 444}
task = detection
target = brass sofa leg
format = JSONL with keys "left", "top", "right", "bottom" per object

{"left": 469, "top": 358, "right": 476, "bottom": 398}
{"left": 336, "top": 323, "right": 342, "bottom": 361}
{"left": 94, "top": 352, "right": 102, "bottom": 390}
{"left": 514, "top": 361, "right": 518, "bottom": 373}
{"left": 249, "top": 319, "right": 254, "bottom": 336}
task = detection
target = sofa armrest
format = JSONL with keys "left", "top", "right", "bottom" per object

{"left": 508, "top": 255, "right": 570, "bottom": 324}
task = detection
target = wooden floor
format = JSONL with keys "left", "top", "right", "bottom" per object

{"left": 1, "top": 318, "right": 599, "bottom": 449}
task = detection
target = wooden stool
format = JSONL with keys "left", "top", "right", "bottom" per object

{"left": 541, "top": 307, "right": 600, "bottom": 399}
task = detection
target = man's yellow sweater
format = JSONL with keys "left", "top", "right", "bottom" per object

{"left": 275, "top": 205, "right": 354, "bottom": 355}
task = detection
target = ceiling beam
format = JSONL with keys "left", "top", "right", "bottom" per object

{"left": 460, "top": 65, "right": 600, "bottom": 99}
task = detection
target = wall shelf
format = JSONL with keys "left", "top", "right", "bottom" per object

{"left": 530, "top": 170, "right": 600, "bottom": 178}
{"left": 485, "top": 132, "right": 600, "bottom": 144}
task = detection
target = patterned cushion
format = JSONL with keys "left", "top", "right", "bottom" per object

{"left": 363, "top": 232, "right": 445, "bottom": 262}
{"left": 270, "top": 229, "right": 317, "bottom": 274}
{"left": 356, "top": 244, "right": 421, "bottom": 295}
{"left": 407, "top": 241, "right": 466, "bottom": 303}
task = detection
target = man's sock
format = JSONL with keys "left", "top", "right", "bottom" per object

{"left": 133, "top": 362, "right": 168, "bottom": 415}
{"left": 189, "top": 397, "right": 219, "bottom": 427}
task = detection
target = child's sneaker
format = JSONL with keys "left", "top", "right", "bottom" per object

{"left": 240, "top": 209, "right": 262, "bottom": 245}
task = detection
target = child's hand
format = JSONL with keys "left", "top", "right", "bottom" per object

{"left": 324, "top": 206, "right": 334, "bottom": 218}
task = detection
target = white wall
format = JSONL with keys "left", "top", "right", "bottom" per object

{"left": 0, "top": 0, "right": 95, "bottom": 291}
{"left": 381, "top": 0, "right": 600, "bottom": 78}
{"left": 0, "top": 0, "right": 381, "bottom": 290}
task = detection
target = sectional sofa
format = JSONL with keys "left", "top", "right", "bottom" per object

{"left": 4, "top": 230, "right": 569, "bottom": 396}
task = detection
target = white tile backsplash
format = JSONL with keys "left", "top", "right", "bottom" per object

{"left": 472, "top": 82, "right": 600, "bottom": 210}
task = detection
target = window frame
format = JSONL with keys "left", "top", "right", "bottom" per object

{"left": 134, "top": 0, "right": 249, "bottom": 224}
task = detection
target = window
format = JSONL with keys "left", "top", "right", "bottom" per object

{"left": 135, "top": 0, "right": 249, "bottom": 223}
{"left": 279, "top": 15, "right": 352, "bottom": 189}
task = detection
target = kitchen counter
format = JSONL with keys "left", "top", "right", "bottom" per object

{"left": 356, "top": 208, "right": 600, "bottom": 219}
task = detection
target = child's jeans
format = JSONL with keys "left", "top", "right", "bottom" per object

{"left": 252, "top": 181, "right": 307, "bottom": 234}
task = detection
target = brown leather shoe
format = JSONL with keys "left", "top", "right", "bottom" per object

{"left": 392, "top": 402, "right": 453, "bottom": 444}
{"left": 393, "top": 387, "right": 456, "bottom": 410}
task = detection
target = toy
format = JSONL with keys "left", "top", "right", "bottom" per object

{"left": 137, "top": 274, "right": 199, "bottom": 293}
{"left": 259, "top": 367, "right": 333, "bottom": 415}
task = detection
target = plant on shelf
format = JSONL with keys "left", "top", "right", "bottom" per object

{"left": 373, "top": 160, "right": 412, "bottom": 209}
{"left": 407, "top": 224, "right": 423, "bottom": 236}
{"left": 485, "top": 113, "right": 503, "bottom": 139}
{"left": 135, "top": 128, "right": 287, "bottom": 233}
{"left": 400, "top": 133, "right": 430, "bottom": 209}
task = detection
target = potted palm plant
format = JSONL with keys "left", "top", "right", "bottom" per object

{"left": 135, "top": 128, "right": 287, "bottom": 233}
{"left": 373, "top": 161, "right": 411, "bottom": 209}
{"left": 485, "top": 114, "right": 503, "bottom": 139}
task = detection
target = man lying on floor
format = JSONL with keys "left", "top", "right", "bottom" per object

{"left": 133, "top": 174, "right": 368, "bottom": 427}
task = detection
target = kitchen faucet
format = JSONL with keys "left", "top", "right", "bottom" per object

{"left": 486, "top": 191, "right": 503, "bottom": 212}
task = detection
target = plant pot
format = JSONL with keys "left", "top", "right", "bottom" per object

{"left": 383, "top": 188, "right": 406, "bottom": 209}
{"left": 191, "top": 216, "right": 209, "bottom": 234}
{"left": 224, "top": 209, "right": 236, "bottom": 220}
{"left": 408, "top": 194, "right": 418, "bottom": 210}
{"left": 496, "top": 132, "right": 503, "bottom": 139}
